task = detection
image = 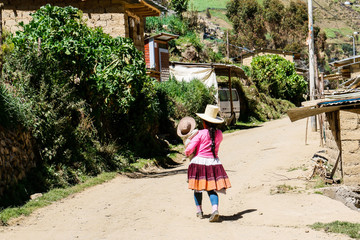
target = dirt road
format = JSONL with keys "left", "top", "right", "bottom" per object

{"left": 0, "top": 117, "right": 359, "bottom": 240}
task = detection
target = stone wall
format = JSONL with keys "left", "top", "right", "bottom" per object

{"left": 0, "top": 126, "right": 37, "bottom": 197}
{"left": 1, "top": 0, "right": 146, "bottom": 51}
{"left": 324, "top": 111, "right": 360, "bottom": 185}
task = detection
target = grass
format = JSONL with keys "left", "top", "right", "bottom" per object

{"left": 189, "top": 0, "right": 229, "bottom": 11}
{"left": 310, "top": 221, "right": 360, "bottom": 239}
{"left": 324, "top": 28, "right": 353, "bottom": 39}
{"left": 287, "top": 164, "right": 308, "bottom": 172}
{"left": 208, "top": 9, "right": 232, "bottom": 25}
{"left": 223, "top": 120, "right": 263, "bottom": 134}
{"left": 270, "top": 184, "right": 297, "bottom": 195}
{"left": 306, "top": 176, "right": 327, "bottom": 190}
{"left": 0, "top": 172, "right": 118, "bottom": 225}
{"left": 129, "top": 158, "right": 157, "bottom": 170}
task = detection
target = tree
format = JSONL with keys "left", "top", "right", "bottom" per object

{"left": 263, "top": 0, "right": 286, "bottom": 49}
{"left": 226, "top": 0, "right": 310, "bottom": 52}
{"left": 170, "top": 0, "right": 189, "bottom": 19}
{"left": 282, "top": 0, "right": 308, "bottom": 52}
{"left": 226, "top": 0, "right": 267, "bottom": 49}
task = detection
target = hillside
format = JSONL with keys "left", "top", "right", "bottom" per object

{"left": 190, "top": 0, "right": 360, "bottom": 59}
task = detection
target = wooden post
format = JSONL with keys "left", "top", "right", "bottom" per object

{"left": 228, "top": 66, "right": 234, "bottom": 122}
{"left": 319, "top": 113, "right": 324, "bottom": 147}
{"left": 320, "top": 72, "right": 324, "bottom": 98}
{"left": 327, "top": 111, "right": 343, "bottom": 179}
{"left": 0, "top": 3, "right": 3, "bottom": 45}
{"left": 305, "top": 117, "right": 309, "bottom": 145}
{"left": 226, "top": 30, "right": 229, "bottom": 59}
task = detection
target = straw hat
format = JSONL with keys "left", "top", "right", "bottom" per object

{"left": 196, "top": 105, "right": 224, "bottom": 124}
{"left": 177, "top": 116, "right": 196, "bottom": 137}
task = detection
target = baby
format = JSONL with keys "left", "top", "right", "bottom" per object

{"left": 177, "top": 117, "right": 198, "bottom": 160}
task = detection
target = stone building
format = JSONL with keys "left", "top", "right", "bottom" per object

{"left": 233, "top": 48, "right": 301, "bottom": 67}
{"left": 0, "top": 0, "right": 166, "bottom": 52}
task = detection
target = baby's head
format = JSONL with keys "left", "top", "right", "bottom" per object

{"left": 177, "top": 117, "right": 196, "bottom": 138}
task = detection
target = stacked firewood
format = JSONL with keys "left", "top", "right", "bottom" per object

{"left": 0, "top": 126, "right": 36, "bottom": 196}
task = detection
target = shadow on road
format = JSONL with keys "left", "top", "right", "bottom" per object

{"left": 223, "top": 123, "right": 262, "bottom": 133}
{"left": 203, "top": 209, "right": 257, "bottom": 222}
{"left": 125, "top": 168, "right": 187, "bottom": 179}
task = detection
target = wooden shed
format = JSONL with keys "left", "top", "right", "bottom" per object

{"left": 144, "top": 32, "right": 178, "bottom": 81}
{"left": 288, "top": 94, "right": 360, "bottom": 185}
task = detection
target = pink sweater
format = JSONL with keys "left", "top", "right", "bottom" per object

{"left": 185, "top": 129, "right": 223, "bottom": 158}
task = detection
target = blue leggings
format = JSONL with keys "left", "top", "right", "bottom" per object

{"left": 194, "top": 190, "right": 218, "bottom": 206}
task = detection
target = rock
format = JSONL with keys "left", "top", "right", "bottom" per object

{"left": 181, "top": 45, "right": 198, "bottom": 62}
{"left": 322, "top": 186, "right": 360, "bottom": 211}
{"left": 30, "top": 193, "right": 43, "bottom": 200}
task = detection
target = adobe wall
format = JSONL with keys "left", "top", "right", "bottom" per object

{"left": 1, "top": 0, "right": 145, "bottom": 51}
{"left": 324, "top": 111, "right": 360, "bottom": 185}
{"left": 0, "top": 126, "right": 37, "bottom": 197}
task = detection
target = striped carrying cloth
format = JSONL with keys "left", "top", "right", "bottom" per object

{"left": 187, "top": 156, "right": 231, "bottom": 191}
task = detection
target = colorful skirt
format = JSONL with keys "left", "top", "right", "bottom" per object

{"left": 187, "top": 156, "right": 231, "bottom": 191}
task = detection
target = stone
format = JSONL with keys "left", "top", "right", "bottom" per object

{"left": 30, "top": 193, "right": 43, "bottom": 200}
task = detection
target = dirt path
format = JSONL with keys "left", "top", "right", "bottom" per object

{"left": 1, "top": 117, "right": 359, "bottom": 240}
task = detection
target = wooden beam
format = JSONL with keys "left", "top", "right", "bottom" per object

{"left": 125, "top": 4, "right": 145, "bottom": 9}
{"left": 141, "top": 0, "right": 161, "bottom": 15}
{"left": 125, "top": 0, "right": 160, "bottom": 17}
{"left": 326, "top": 110, "right": 343, "bottom": 179}
{"left": 0, "top": 3, "right": 3, "bottom": 45}
{"left": 112, "top": 0, "right": 129, "bottom": 3}
{"left": 126, "top": 10, "right": 140, "bottom": 22}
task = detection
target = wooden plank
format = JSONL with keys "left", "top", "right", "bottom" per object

{"left": 287, "top": 105, "right": 341, "bottom": 122}
{"left": 301, "top": 99, "right": 325, "bottom": 107}
{"left": 327, "top": 110, "right": 343, "bottom": 179}
{"left": 0, "top": 3, "right": 3, "bottom": 45}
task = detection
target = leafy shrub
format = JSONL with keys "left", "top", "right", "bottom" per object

{"left": 0, "top": 84, "right": 33, "bottom": 129}
{"left": 230, "top": 77, "right": 295, "bottom": 122}
{"left": 156, "top": 78, "right": 216, "bottom": 126}
{"left": 250, "top": 55, "right": 307, "bottom": 105}
{"left": 1, "top": 5, "right": 161, "bottom": 189}
{"left": 146, "top": 15, "right": 189, "bottom": 35}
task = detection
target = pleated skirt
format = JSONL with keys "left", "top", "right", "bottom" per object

{"left": 187, "top": 156, "right": 231, "bottom": 191}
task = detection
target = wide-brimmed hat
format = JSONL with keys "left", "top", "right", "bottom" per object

{"left": 177, "top": 116, "right": 196, "bottom": 137}
{"left": 196, "top": 105, "right": 224, "bottom": 124}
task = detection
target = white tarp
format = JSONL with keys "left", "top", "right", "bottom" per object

{"left": 169, "top": 65, "right": 218, "bottom": 90}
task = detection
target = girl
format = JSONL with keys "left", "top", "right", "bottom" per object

{"left": 185, "top": 105, "right": 231, "bottom": 222}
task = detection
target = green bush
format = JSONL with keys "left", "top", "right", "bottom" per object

{"left": 250, "top": 55, "right": 307, "bottom": 105}
{"left": 146, "top": 15, "right": 189, "bottom": 35}
{"left": 156, "top": 78, "right": 216, "bottom": 126}
{"left": 0, "top": 84, "right": 33, "bottom": 129}
{"left": 1, "top": 4, "right": 162, "bottom": 190}
{"left": 228, "top": 77, "right": 295, "bottom": 122}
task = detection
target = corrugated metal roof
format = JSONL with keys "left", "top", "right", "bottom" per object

{"left": 287, "top": 93, "right": 360, "bottom": 122}
{"left": 317, "top": 97, "right": 360, "bottom": 107}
